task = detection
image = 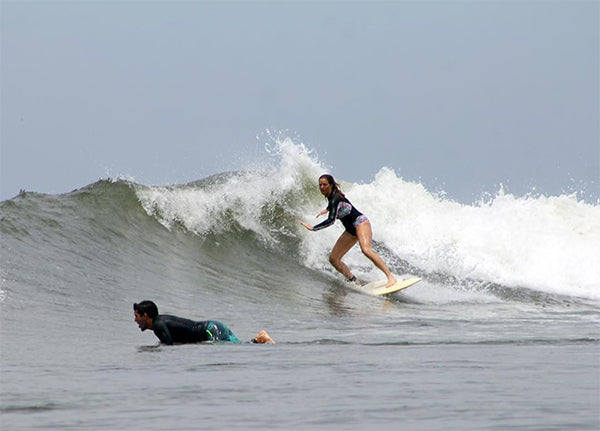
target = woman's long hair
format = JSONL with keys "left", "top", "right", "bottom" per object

{"left": 319, "top": 174, "right": 345, "bottom": 199}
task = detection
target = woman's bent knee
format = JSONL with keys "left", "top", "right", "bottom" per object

{"left": 360, "top": 245, "right": 373, "bottom": 255}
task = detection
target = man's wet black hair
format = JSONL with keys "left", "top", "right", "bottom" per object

{"left": 133, "top": 300, "right": 159, "bottom": 319}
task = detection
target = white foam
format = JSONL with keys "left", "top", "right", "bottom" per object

{"left": 347, "top": 168, "right": 600, "bottom": 300}
{"left": 135, "top": 138, "right": 324, "bottom": 244}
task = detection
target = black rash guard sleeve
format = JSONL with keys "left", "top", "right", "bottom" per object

{"left": 151, "top": 317, "right": 174, "bottom": 345}
{"left": 312, "top": 194, "right": 342, "bottom": 231}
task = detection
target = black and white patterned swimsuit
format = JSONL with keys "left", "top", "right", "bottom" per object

{"left": 312, "top": 193, "right": 369, "bottom": 236}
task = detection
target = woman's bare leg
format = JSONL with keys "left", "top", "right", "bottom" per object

{"left": 329, "top": 231, "right": 358, "bottom": 280}
{"left": 355, "top": 221, "right": 396, "bottom": 287}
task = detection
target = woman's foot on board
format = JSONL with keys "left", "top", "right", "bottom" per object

{"left": 347, "top": 275, "right": 361, "bottom": 286}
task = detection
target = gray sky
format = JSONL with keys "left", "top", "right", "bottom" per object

{"left": 1, "top": 0, "right": 598, "bottom": 203}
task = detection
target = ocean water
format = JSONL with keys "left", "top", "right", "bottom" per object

{"left": 1, "top": 141, "right": 599, "bottom": 430}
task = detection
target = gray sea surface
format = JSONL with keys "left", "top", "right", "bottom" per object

{"left": 2, "top": 285, "right": 598, "bottom": 431}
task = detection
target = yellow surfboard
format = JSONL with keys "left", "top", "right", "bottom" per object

{"left": 355, "top": 277, "right": 422, "bottom": 296}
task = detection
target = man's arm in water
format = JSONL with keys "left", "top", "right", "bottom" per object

{"left": 151, "top": 318, "right": 174, "bottom": 345}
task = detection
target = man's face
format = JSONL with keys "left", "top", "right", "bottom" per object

{"left": 134, "top": 310, "right": 152, "bottom": 331}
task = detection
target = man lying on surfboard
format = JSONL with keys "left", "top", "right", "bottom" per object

{"left": 134, "top": 300, "right": 275, "bottom": 345}
{"left": 301, "top": 174, "right": 397, "bottom": 288}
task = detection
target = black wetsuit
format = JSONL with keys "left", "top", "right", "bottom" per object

{"left": 312, "top": 193, "right": 368, "bottom": 236}
{"left": 151, "top": 315, "right": 241, "bottom": 345}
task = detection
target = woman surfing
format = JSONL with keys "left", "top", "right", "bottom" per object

{"left": 301, "top": 174, "right": 397, "bottom": 288}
